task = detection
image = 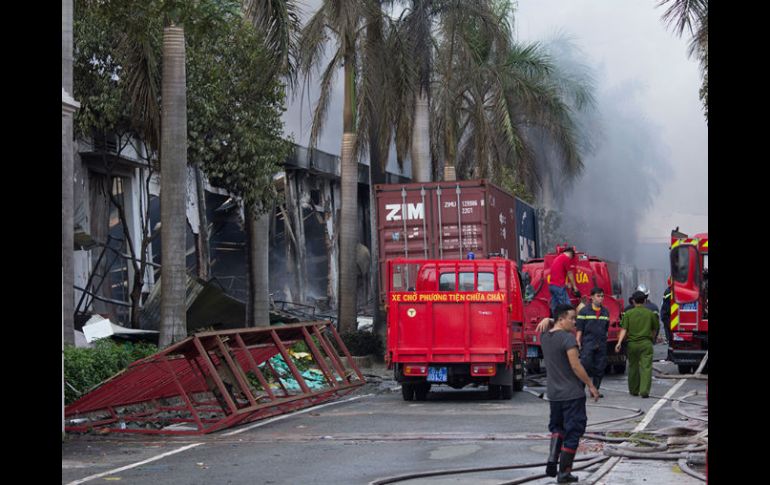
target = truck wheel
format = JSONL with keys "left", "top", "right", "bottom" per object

{"left": 501, "top": 385, "right": 513, "bottom": 400}
{"left": 488, "top": 384, "right": 501, "bottom": 399}
{"left": 527, "top": 359, "right": 541, "bottom": 374}
{"left": 678, "top": 364, "right": 693, "bottom": 374}
{"left": 401, "top": 383, "right": 415, "bottom": 401}
{"left": 415, "top": 383, "right": 430, "bottom": 401}
{"left": 613, "top": 362, "right": 626, "bottom": 374}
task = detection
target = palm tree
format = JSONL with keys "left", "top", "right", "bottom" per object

{"left": 297, "top": 0, "right": 383, "bottom": 334}
{"left": 402, "top": 0, "right": 434, "bottom": 182}
{"left": 429, "top": 2, "right": 591, "bottom": 194}
{"left": 158, "top": 24, "right": 188, "bottom": 347}
{"left": 657, "top": 0, "right": 708, "bottom": 121}
{"left": 242, "top": 0, "right": 301, "bottom": 327}
{"left": 391, "top": 0, "right": 512, "bottom": 182}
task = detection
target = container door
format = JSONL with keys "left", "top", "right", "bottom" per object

{"left": 514, "top": 197, "right": 539, "bottom": 266}
{"left": 432, "top": 184, "right": 488, "bottom": 260}
{"left": 377, "top": 185, "right": 435, "bottom": 302}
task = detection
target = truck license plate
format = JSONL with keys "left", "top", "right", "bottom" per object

{"left": 427, "top": 367, "right": 447, "bottom": 382}
{"left": 681, "top": 302, "right": 698, "bottom": 312}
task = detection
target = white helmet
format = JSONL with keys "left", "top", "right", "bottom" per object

{"left": 636, "top": 284, "right": 650, "bottom": 296}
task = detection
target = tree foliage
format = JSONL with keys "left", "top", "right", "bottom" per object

{"left": 187, "top": 14, "right": 292, "bottom": 210}
{"left": 74, "top": 0, "right": 291, "bottom": 213}
{"left": 657, "top": 0, "right": 708, "bottom": 122}
{"left": 426, "top": 1, "right": 592, "bottom": 194}
{"left": 64, "top": 339, "right": 158, "bottom": 404}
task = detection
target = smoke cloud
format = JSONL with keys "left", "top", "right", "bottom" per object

{"left": 536, "top": 36, "right": 670, "bottom": 268}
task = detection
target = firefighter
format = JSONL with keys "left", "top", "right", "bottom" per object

{"left": 549, "top": 247, "right": 579, "bottom": 318}
{"left": 540, "top": 304, "right": 600, "bottom": 483}
{"left": 615, "top": 291, "right": 659, "bottom": 398}
{"left": 576, "top": 287, "right": 610, "bottom": 396}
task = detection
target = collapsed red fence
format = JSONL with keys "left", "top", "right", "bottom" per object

{"left": 65, "top": 321, "right": 366, "bottom": 435}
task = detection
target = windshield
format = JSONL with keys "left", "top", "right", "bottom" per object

{"left": 671, "top": 246, "right": 691, "bottom": 284}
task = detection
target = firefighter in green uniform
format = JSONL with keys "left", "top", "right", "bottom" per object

{"left": 615, "top": 291, "right": 659, "bottom": 398}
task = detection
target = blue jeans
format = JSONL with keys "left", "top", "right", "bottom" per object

{"left": 580, "top": 338, "right": 607, "bottom": 389}
{"left": 549, "top": 285, "right": 570, "bottom": 317}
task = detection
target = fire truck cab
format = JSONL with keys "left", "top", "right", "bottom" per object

{"left": 385, "top": 258, "right": 527, "bottom": 401}
{"left": 669, "top": 230, "right": 708, "bottom": 373}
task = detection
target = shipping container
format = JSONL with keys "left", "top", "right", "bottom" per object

{"left": 375, "top": 180, "right": 537, "bottom": 304}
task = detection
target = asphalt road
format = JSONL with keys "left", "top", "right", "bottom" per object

{"left": 62, "top": 343, "right": 706, "bottom": 485}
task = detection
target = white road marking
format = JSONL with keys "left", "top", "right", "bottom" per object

{"left": 222, "top": 393, "right": 374, "bottom": 437}
{"left": 633, "top": 378, "right": 687, "bottom": 432}
{"left": 587, "top": 377, "right": 689, "bottom": 484}
{"left": 66, "top": 393, "right": 374, "bottom": 483}
{"left": 65, "top": 443, "right": 203, "bottom": 485}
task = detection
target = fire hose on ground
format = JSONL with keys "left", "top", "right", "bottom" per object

{"left": 369, "top": 352, "right": 707, "bottom": 484}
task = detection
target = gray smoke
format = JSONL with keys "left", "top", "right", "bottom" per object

{"left": 536, "top": 36, "right": 670, "bottom": 268}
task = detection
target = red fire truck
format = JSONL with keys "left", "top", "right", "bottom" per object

{"left": 385, "top": 258, "right": 527, "bottom": 401}
{"left": 669, "top": 230, "right": 708, "bottom": 373}
{"left": 521, "top": 245, "right": 626, "bottom": 374}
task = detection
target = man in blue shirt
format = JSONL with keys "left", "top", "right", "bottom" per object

{"left": 576, "top": 287, "right": 610, "bottom": 397}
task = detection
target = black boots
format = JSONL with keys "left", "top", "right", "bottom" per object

{"left": 545, "top": 434, "right": 562, "bottom": 477}
{"left": 557, "top": 449, "right": 579, "bottom": 483}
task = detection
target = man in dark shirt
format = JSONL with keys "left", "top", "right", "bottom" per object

{"left": 541, "top": 304, "right": 600, "bottom": 483}
{"left": 576, "top": 287, "right": 610, "bottom": 396}
{"left": 616, "top": 291, "right": 659, "bottom": 398}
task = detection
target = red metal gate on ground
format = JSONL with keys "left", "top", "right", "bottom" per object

{"left": 65, "top": 321, "right": 366, "bottom": 435}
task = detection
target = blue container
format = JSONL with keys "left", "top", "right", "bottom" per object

{"left": 514, "top": 198, "right": 539, "bottom": 267}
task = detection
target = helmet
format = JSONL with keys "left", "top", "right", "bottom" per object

{"left": 636, "top": 284, "right": 650, "bottom": 296}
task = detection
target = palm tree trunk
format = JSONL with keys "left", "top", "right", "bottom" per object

{"left": 368, "top": 108, "right": 387, "bottom": 347}
{"left": 338, "top": 54, "right": 359, "bottom": 334}
{"left": 410, "top": 89, "right": 432, "bottom": 182}
{"left": 245, "top": 203, "right": 271, "bottom": 326}
{"left": 443, "top": 12, "right": 458, "bottom": 181}
{"left": 159, "top": 25, "right": 188, "bottom": 347}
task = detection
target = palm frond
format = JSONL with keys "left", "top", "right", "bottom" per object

{"left": 657, "top": 0, "right": 707, "bottom": 37}
{"left": 117, "top": 32, "right": 161, "bottom": 152}
{"left": 243, "top": 0, "right": 303, "bottom": 87}
{"left": 308, "top": 49, "right": 343, "bottom": 150}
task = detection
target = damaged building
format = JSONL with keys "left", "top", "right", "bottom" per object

{"left": 70, "top": 133, "right": 409, "bottom": 340}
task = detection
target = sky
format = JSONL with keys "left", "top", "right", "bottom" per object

{"left": 281, "top": 0, "right": 708, "bottom": 258}
{"left": 514, "top": 0, "right": 708, "bottom": 244}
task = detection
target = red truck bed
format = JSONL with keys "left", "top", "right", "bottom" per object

{"left": 385, "top": 258, "right": 526, "bottom": 400}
